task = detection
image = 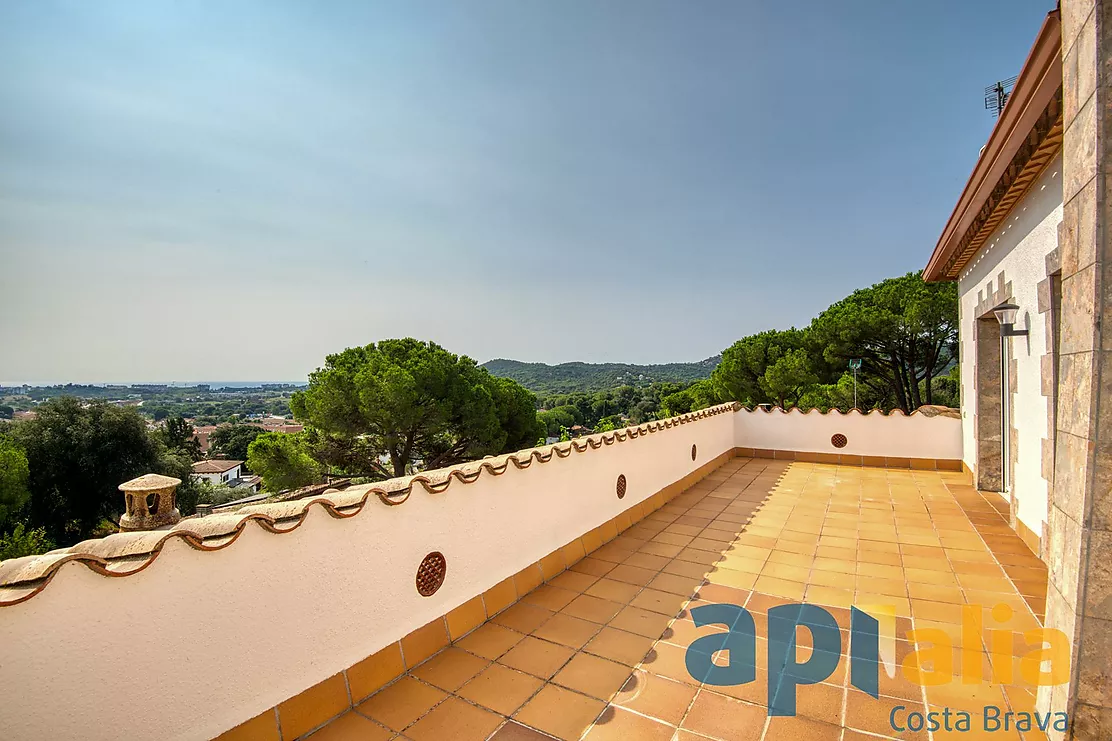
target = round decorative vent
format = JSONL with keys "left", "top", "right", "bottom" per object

{"left": 416, "top": 552, "right": 447, "bottom": 597}
{"left": 616, "top": 474, "right": 627, "bottom": 499}
{"left": 691, "top": 444, "right": 697, "bottom": 461}
{"left": 831, "top": 434, "right": 848, "bottom": 449}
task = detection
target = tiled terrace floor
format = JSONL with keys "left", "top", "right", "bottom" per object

{"left": 307, "top": 457, "right": 1050, "bottom": 741}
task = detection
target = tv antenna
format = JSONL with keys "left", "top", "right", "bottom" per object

{"left": 985, "top": 75, "right": 1018, "bottom": 117}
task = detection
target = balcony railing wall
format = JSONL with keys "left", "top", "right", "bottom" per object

{"left": 0, "top": 403, "right": 963, "bottom": 741}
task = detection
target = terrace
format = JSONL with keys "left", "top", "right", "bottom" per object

{"left": 0, "top": 403, "right": 1053, "bottom": 741}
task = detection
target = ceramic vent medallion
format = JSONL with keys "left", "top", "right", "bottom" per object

{"left": 416, "top": 552, "right": 447, "bottom": 597}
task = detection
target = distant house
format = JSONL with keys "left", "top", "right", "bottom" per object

{"left": 231, "top": 474, "right": 262, "bottom": 493}
{"left": 191, "top": 459, "right": 244, "bottom": 485}
{"left": 190, "top": 419, "right": 303, "bottom": 454}
{"left": 191, "top": 425, "right": 219, "bottom": 453}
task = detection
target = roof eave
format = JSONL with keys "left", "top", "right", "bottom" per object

{"left": 924, "top": 10, "right": 1062, "bottom": 282}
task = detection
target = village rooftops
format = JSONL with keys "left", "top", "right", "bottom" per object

{"left": 191, "top": 459, "right": 244, "bottom": 475}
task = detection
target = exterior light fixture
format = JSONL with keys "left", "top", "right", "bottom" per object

{"left": 991, "top": 302, "right": 1026, "bottom": 494}
{"left": 992, "top": 302, "right": 1028, "bottom": 337}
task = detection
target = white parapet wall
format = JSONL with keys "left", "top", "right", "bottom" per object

{"left": 0, "top": 405, "right": 738, "bottom": 741}
{"left": 733, "top": 406, "right": 963, "bottom": 463}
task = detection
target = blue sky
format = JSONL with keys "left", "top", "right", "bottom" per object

{"left": 0, "top": 1, "right": 1054, "bottom": 383}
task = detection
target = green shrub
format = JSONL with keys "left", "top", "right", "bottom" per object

{"left": 0, "top": 523, "right": 54, "bottom": 561}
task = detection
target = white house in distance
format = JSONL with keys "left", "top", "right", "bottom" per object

{"left": 190, "top": 459, "right": 244, "bottom": 485}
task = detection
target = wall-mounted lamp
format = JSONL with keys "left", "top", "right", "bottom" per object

{"left": 991, "top": 301, "right": 1026, "bottom": 494}
{"left": 992, "top": 302, "right": 1028, "bottom": 337}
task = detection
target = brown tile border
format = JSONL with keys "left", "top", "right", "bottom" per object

{"left": 731, "top": 447, "right": 962, "bottom": 471}
{"left": 215, "top": 449, "right": 736, "bottom": 741}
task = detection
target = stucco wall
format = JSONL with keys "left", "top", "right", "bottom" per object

{"left": 733, "top": 407, "right": 962, "bottom": 461}
{"left": 0, "top": 409, "right": 736, "bottom": 741}
{"left": 0, "top": 405, "right": 970, "bottom": 741}
{"left": 957, "top": 152, "right": 1063, "bottom": 537}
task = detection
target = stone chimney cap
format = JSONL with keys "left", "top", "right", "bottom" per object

{"left": 119, "top": 474, "right": 182, "bottom": 492}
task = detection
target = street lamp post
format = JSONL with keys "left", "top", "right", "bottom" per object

{"left": 848, "top": 358, "right": 862, "bottom": 410}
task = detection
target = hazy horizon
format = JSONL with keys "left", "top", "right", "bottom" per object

{"left": 1, "top": 352, "right": 724, "bottom": 387}
{"left": 1, "top": 1, "right": 1054, "bottom": 381}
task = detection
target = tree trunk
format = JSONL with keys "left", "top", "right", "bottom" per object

{"left": 390, "top": 449, "right": 405, "bottom": 478}
{"left": 890, "top": 358, "right": 910, "bottom": 413}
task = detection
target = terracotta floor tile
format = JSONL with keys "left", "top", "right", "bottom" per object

{"left": 552, "top": 653, "right": 633, "bottom": 701}
{"left": 514, "top": 685, "right": 606, "bottom": 741}
{"left": 639, "top": 541, "right": 685, "bottom": 559}
{"left": 705, "top": 567, "right": 757, "bottom": 591}
{"left": 624, "top": 552, "right": 671, "bottom": 572}
{"left": 753, "top": 576, "right": 806, "bottom": 601}
{"left": 662, "top": 559, "right": 711, "bottom": 579}
{"left": 654, "top": 532, "right": 695, "bottom": 547}
{"left": 771, "top": 680, "right": 843, "bottom": 726}
{"left": 844, "top": 693, "right": 926, "bottom": 738}
{"left": 404, "top": 697, "right": 502, "bottom": 741}
{"left": 584, "top": 707, "right": 675, "bottom": 740}
{"left": 760, "top": 563, "right": 811, "bottom": 583}
{"left": 562, "top": 595, "right": 624, "bottom": 624}
{"left": 680, "top": 689, "right": 766, "bottom": 741}
{"left": 548, "top": 570, "right": 599, "bottom": 594}
{"left": 456, "top": 623, "right": 526, "bottom": 660}
{"left": 662, "top": 613, "right": 728, "bottom": 647}
{"left": 611, "top": 669, "right": 698, "bottom": 725}
{"left": 630, "top": 587, "right": 689, "bottom": 616}
{"left": 457, "top": 664, "right": 545, "bottom": 716}
{"left": 804, "top": 585, "right": 854, "bottom": 609}
{"left": 907, "top": 583, "right": 966, "bottom": 604}
{"left": 570, "top": 558, "right": 616, "bottom": 578}
{"left": 410, "top": 647, "right": 490, "bottom": 691}
{"left": 924, "top": 679, "right": 1007, "bottom": 711}
{"left": 584, "top": 627, "right": 656, "bottom": 666}
{"left": 859, "top": 576, "right": 910, "bottom": 598}
{"left": 713, "top": 665, "right": 769, "bottom": 706}
{"left": 488, "top": 721, "right": 556, "bottom": 740}
{"left": 857, "top": 550, "right": 903, "bottom": 567}
{"left": 809, "top": 570, "right": 856, "bottom": 589}
{"left": 305, "top": 712, "right": 393, "bottom": 741}
{"left": 494, "top": 603, "right": 556, "bottom": 634}
{"left": 499, "top": 636, "right": 576, "bottom": 679}
{"left": 522, "top": 585, "right": 579, "bottom": 612}
{"left": 592, "top": 544, "right": 637, "bottom": 564}
{"left": 640, "top": 636, "right": 698, "bottom": 685}
{"left": 648, "top": 571, "right": 705, "bottom": 596}
{"left": 609, "top": 605, "right": 673, "bottom": 639}
{"left": 532, "top": 613, "right": 602, "bottom": 650}
{"left": 356, "top": 676, "right": 448, "bottom": 732}
{"left": 583, "top": 578, "right": 641, "bottom": 604}
{"left": 763, "top": 715, "right": 842, "bottom": 741}
{"left": 605, "top": 564, "right": 659, "bottom": 587}
{"left": 767, "top": 551, "right": 814, "bottom": 568}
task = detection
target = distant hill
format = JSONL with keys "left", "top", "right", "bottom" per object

{"left": 481, "top": 357, "right": 720, "bottom": 395}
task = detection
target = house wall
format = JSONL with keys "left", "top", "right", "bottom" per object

{"left": 957, "top": 152, "right": 1063, "bottom": 548}
{"left": 732, "top": 407, "right": 962, "bottom": 463}
{"left": 192, "top": 465, "right": 242, "bottom": 486}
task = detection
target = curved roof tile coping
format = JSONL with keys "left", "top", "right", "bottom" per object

{"left": 0, "top": 402, "right": 739, "bottom": 607}
{"left": 739, "top": 404, "right": 958, "bottom": 418}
